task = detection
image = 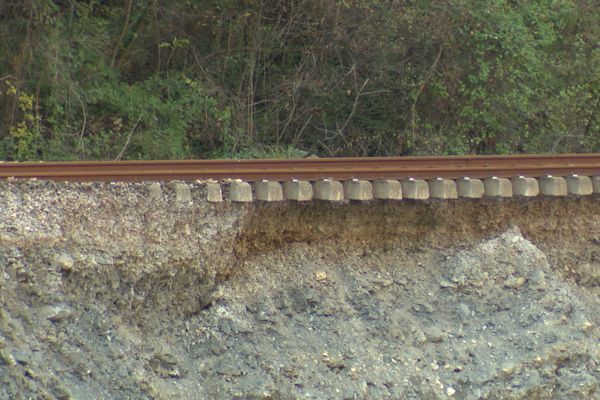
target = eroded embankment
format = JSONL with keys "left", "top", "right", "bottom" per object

{"left": 237, "top": 197, "right": 600, "bottom": 266}
{"left": 1, "top": 181, "right": 599, "bottom": 399}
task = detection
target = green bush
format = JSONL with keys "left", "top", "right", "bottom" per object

{"left": 1, "top": 0, "right": 598, "bottom": 160}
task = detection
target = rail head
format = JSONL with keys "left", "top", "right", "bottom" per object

{"left": 1, "top": 154, "right": 600, "bottom": 182}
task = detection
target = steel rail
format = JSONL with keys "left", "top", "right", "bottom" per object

{"left": 1, "top": 154, "right": 600, "bottom": 182}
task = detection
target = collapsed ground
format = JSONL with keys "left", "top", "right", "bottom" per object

{"left": 1, "top": 181, "right": 600, "bottom": 399}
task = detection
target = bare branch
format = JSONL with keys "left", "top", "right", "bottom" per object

{"left": 339, "top": 78, "right": 369, "bottom": 134}
{"left": 115, "top": 115, "right": 142, "bottom": 161}
{"left": 411, "top": 47, "right": 443, "bottom": 142}
{"left": 111, "top": 0, "right": 133, "bottom": 68}
{"left": 293, "top": 114, "right": 313, "bottom": 146}
{"left": 74, "top": 90, "right": 87, "bottom": 159}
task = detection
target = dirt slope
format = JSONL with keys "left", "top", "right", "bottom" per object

{"left": 1, "top": 181, "right": 599, "bottom": 399}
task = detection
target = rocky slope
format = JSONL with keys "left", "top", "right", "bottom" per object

{"left": 1, "top": 181, "right": 599, "bottom": 399}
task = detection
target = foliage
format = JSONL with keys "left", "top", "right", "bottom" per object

{"left": 0, "top": 0, "right": 599, "bottom": 160}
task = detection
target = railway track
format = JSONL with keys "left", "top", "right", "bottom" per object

{"left": 1, "top": 154, "right": 600, "bottom": 182}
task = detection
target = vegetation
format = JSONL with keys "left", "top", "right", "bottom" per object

{"left": 1, "top": 0, "right": 599, "bottom": 161}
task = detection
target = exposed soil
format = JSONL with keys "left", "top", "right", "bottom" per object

{"left": 1, "top": 181, "right": 599, "bottom": 399}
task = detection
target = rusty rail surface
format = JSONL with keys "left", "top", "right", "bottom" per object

{"left": 1, "top": 154, "right": 600, "bottom": 182}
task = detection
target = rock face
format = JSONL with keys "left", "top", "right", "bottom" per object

{"left": 192, "top": 230, "right": 599, "bottom": 399}
{"left": 1, "top": 181, "right": 600, "bottom": 399}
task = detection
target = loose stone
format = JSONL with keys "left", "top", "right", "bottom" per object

{"left": 504, "top": 276, "right": 526, "bottom": 289}
{"left": 53, "top": 253, "right": 74, "bottom": 271}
